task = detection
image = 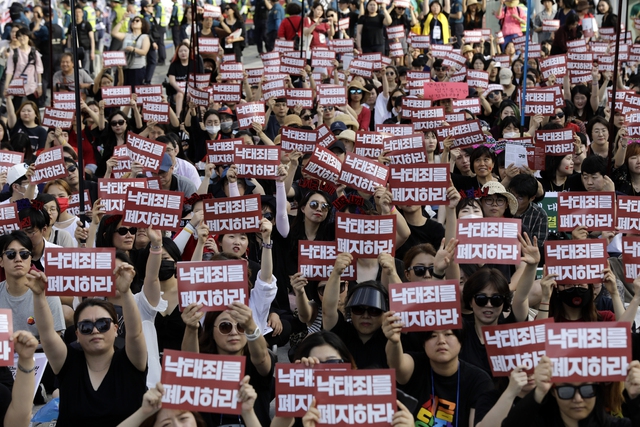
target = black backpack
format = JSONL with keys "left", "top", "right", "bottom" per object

{"left": 286, "top": 17, "right": 303, "bottom": 51}
{"left": 12, "top": 47, "right": 37, "bottom": 77}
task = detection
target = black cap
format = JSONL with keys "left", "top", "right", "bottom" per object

{"left": 346, "top": 286, "right": 388, "bottom": 312}
{"left": 329, "top": 140, "right": 346, "bottom": 154}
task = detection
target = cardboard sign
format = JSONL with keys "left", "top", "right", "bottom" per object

{"left": 558, "top": 192, "right": 615, "bottom": 232}
{"left": 31, "top": 146, "right": 66, "bottom": 184}
{"left": 523, "top": 89, "right": 555, "bottom": 116}
{"left": 45, "top": 248, "right": 116, "bottom": 296}
{"left": 535, "top": 129, "right": 574, "bottom": 155}
{"left": 7, "top": 78, "right": 26, "bottom": 96}
{"left": 314, "top": 369, "right": 396, "bottom": 427}
{"left": 142, "top": 102, "right": 170, "bottom": 124}
{"left": 203, "top": 195, "right": 262, "bottom": 234}
{"left": 618, "top": 196, "right": 640, "bottom": 234}
{"left": 466, "top": 70, "right": 489, "bottom": 89}
{"left": 540, "top": 54, "right": 567, "bottom": 80}
{"left": 122, "top": 188, "right": 184, "bottom": 231}
{"left": 177, "top": 260, "right": 248, "bottom": 311}
{"left": 206, "top": 139, "right": 242, "bottom": 165}
{"left": 101, "top": 86, "right": 132, "bottom": 107}
{"left": 422, "top": 82, "right": 468, "bottom": 101}
{"left": 302, "top": 146, "right": 342, "bottom": 185}
{"left": 236, "top": 102, "right": 265, "bottom": 130}
{"left": 98, "top": 178, "right": 147, "bottom": 214}
{"left": 354, "top": 131, "right": 385, "bottom": 159}
{"left": 52, "top": 92, "right": 76, "bottom": 110}
{"left": 375, "top": 124, "right": 413, "bottom": 136}
{"left": 622, "top": 236, "right": 640, "bottom": 281}
{"left": 127, "top": 132, "right": 166, "bottom": 173}
{"left": 389, "top": 162, "right": 449, "bottom": 205}
{"left": 161, "top": 351, "right": 246, "bottom": 414}
{"left": 103, "top": 51, "right": 127, "bottom": 67}
{"left": 0, "top": 151, "right": 26, "bottom": 174}
{"left": 298, "top": 241, "right": 355, "bottom": 280}
{"left": 211, "top": 83, "right": 242, "bottom": 103}
{"left": 67, "top": 190, "right": 92, "bottom": 217}
{"left": 0, "top": 204, "right": 20, "bottom": 236}
{"left": 389, "top": 280, "right": 461, "bottom": 331}
{"left": 280, "top": 126, "right": 316, "bottom": 153}
{"left": 545, "top": 240, "right": 607, "bottom": 284}
{"left": 338, "top": 152, "right": 389, "bottom": 194}
{"left": 335, "top": 213, "right": 395, "bottom": 258}
{"left": 262, "top": 79, "right": 286, "bottom": 100}
{"left": 483, "top": 319, "right": 551, "bottom": 377}
{"left": 456, "top": 218, "right": 522, "bottom": 265}
{"left": 546, "top": 322, "right": 631, "bottom": 382}
{"left": 285, "top": 88, "right": 314, "bottom": 109}
{"left": 42, "top": 108, "right": 74, "bottom": 129}
{"left": 235, "top": 145, "right": 280, "bottom": 180}
{"left": 317, "top": 85, "right": 348, "bottom": 106}
{"left": 135, "top": 85, "right": 163, "bottom": 104}
{"left": 449, "top": 120, "right": 485, "bottom": 149}
{"left": 0, "top": 310, "right": 13, "bottom": 367}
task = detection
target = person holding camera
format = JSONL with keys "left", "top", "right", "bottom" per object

{"left": 67, "top": 5, "right": 95, "bottom": 75}
{"left": 304, "top": 1, "right": 335, "bottom": 53}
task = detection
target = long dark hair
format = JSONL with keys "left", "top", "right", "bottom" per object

{"left": 549, "top": 285, "right": 601, "bottom": 322}
{"left": 291, "top": 190, "right": 333, "bottom": 242}
{"left": 96, "top": 215, "right": 124, "bottom": 248}
{"left": 225, "top": 2, "right": 244, "bottom": 25}
{"left": 199, "top": 310, "right": 250, "bottom": 355}
{"left": 10, "top": 133, "right": 35, "bottom": 164}
{"left": 294, "top": 330, "right": 357, "bottom": 369}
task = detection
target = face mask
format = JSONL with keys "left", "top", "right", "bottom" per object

{"left": 503, "top": 132, "right": 519, "bottom": 138}
{"left": 220, "top": 122, "right": 233, "bottom": 133}
{"left": 158, "top": 259, "right": 176, "bottom": 281}
{"left": 57, "top": 197, "right": 69, "bottom": 213}
{"left": 206, "top": 125, "right": 220, "bottom": 135}
{"left": 558, "top": 286, "right": 590, "bottom": 308}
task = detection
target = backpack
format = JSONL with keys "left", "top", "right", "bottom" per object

{"left": 12, "top": 47, "right": 36, "bottom": 78}
{"left": 498, "top": 6, "right": 524, "bottom": 29}
{"left": 286, "top": 17, "right": 302, "bottom": 51}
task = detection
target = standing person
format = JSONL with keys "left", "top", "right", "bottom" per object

{"left": 463, "top": 0, "right": 486, "bottom": 30}
{"left": 356, "top": 0, "right": 391, "bottom": 53}
{"left": 421, "top": 0, "right": 451, "bottom": 45}
{"left": 109, "top": 0, "right": 128, "bottom": 51}
{"left": 494, "top": 0, "right": 525, "bottom": 48}
{"left": 252, "top": 0, "right": 269, "bottom": 54}
{"left": 47, "top": 6, "right": 66, "bottom": 76}
{"left": 220, "top": 3, "right": 246, "bottom": 63}
{"left": 265, "top": 0, "right": 284, "bottom": 52}
{"left": 169, "top": 0, "right": 183, "bottom": 46}
{"left": 449, "top": 0, "right": 464, "bottom": 48}
{"left": 141, "top": 0, "right": 159, "bottom": 85}
{"left": 3, "top": 27, "right": 43, "bottom": 107}
{"left": 29, "top": 5, "right": 50, "bottom": 107}
{"left": 554, "top": 0, "right": 576, "bottom": 26}
{"left": 152, "top": 0, "right": 167, "bottom": 65}
{"left": 533, "top": 0, "right": 556, "bottom": 43}
{"left": 68, "top": 6, "right": 95, "bottom": 74}
{"left": 111, "top": 15, "right": 151, "bottom": 88}
{"left": 277, "top": 1, "right": 303, "bottom": 44}
{"left": 305, "top": 2, "right": 336, "bottom": 53}
{"left": 597, "top": 0, "right": 618, "bottom": 28}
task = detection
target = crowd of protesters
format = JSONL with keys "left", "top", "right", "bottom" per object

{"left": 1, "top": 0, "right": 640, "bottom": 426}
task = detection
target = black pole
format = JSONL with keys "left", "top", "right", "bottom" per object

{"left": 48, "top": 0, "right": 54, "bottom": 107}
{"left": 609, "top": 0, "right": 624, "bottom": 175}
{"left": 70, "top": 0, "right": 86, "bottom": 215}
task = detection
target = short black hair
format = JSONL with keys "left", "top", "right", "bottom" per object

{"left": 462, "top": 268, "right": 511, "bottom": 312}
{"left": 581, "top": 155, "right": 607, "bottom": 176}
{"left": 18, "top": 207, "right": 50, "bottom": 231}
{"left": 469, "top": 145, "right": 496, "bottom": 174}
{"left": 509, "top": 173, "right": 538, "bottom": 199}
{"left": 0, "top": 230, "right": 33, "bottom": 253}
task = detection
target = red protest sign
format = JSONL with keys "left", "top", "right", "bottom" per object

{"left": 316, "top": 124, "right": 336, "bottom": 148}
{"left": 53, "top": 92, "right": 76, "bottom": 110}
{"left": 389, "top": 162, "right": 450, "bottom": 205}
{"left": 354, "top": 131, "right": 385, "bottom": 159}
{"left": 401, "top": 98, "right": 434, "bottom": 121}
{"left": 127, "top": 132, "right": 166, "bottom": 172}
{"left": 429, "top": 44, "right": 453, "bottom": 58}
{"left": 235, "top": 145, "right": 280, "bottom": 180}
{"left": 389, "top": 42, "right": 404, "bottom": 58}
{"left": 442, "top": 53, "right": 466, "bottom": 70}
{"left": 318, "top": 85, "right": 348, "bottom": 106}
{"left": 540, "top": 54, "right": 567, "bottom": 80}
{"left": 0, "top": 152, "right": 24, "bottom": 174}
{"left": 101, "top": 86, "right": 132, "bottom": 107}
{"left": 546, "top": 322, "right": 631, "bottom": 382}
{"left": 558, "top": 192, "right": 616, "bottom": 232}
{"left": 103, "top": 51, "right": 127, "bottom": 67}
{"left": 262, "top": 79, "right": 286, "bottom": 100}
{"left": 298, "top": 241, "right": 355, "bottom": 280}
{"left": 98, "top": 178, "right": 147, "bottom": 214}
{"left": 285, "top": 88, "right": 314, "bottom": 109}
{"left": 280, "top": 55, "right": 305, "bottom": 75}
{"left": 535, "top": 128, "right": 574, "bottom": 155}
{"left": 67, "top": 190, "right": 92, "bottom": 217}
{"left": 422, "top": 82, "right": 468, "bottom": 101}
{"left": 383, "top": 133, "right": 424, "bottom": 152}
{"left": 618, "top": 196, "right": 640, "bottom": 234}
{"left": 387, "top": 25, "right": 405, "bottom": 39}
{"left": 456, "top": 218, "right": 522, "bottom": 264}
{"left": 7, "top": 78, "right": 26, "bottom": 96}
{"left": 311, "top": 49, "right": 336, "bottom": 68}
{"left": 348, "top": 59, "right": 375, "bottom": 79}
{"left": 246, "top": 68, "right": 264, "bottom": 86}
{"left": 0, "top": 310, "right": 13, "bottom": 366}
{"left": 135, "top": 85, "right": 163, "bottom": 104}
{"left": 31, "top": 146, "right": 66, "bottom": 184}
{"left": 452, "top": 98, "right": 481, "bottom": 115}
{"left": 622, "top": 236, "right": 640, "bottom": 281}
{"left": 211, "top": 83, "right": 242, "bottom": 103}
{"left": 274, "top": 39, "right": 294, "bottom": 52}
{"left": 202, "top": 4, "right": 221, "bottom": 17}
{"left": 122, "top": 188, "right": 184, "bottom": 231}
{"left": 142, "top": 102, "right": 170, "bottom": 124}
{"left": 280, "top": 126, "right": 316, "bottom": 153}
{"left": 338, "top": 152, "right": 389, "bottom": 194}
{"left": 463, "top": 30, "right": 484, "bottom": 43}
{"left": 386, "top": 147, "right": 427, "bottom": 165}
{"left": 449, "top": 120, "right": 485, "bottom": 149}
{"left": 236, "top": 102, "right": 266, "bottom": 130}
{"left": 177, "top": 260, "right": 248, "bottom": 311}
{"left": 376, "top": 124, "right": 414, "bottom": 136}
{"left": 331, "top": 39, "right": 354, "bottom": 53}
{"left": 42, "top": 108, "right": 74, "bottom": 129}
{"left": 314, "top": 369, "right": 396, "bottom": 427}
{"left": 207, "top": 139, "right": 242, "bottom": 165}
{"left": 567, "top": 52, "right": 593, "bottom": 73}
{"left": 187, "top": 86, "right": 210, "bottom": 107}
{"left": 44, "top": 248, "right": 116, "bottom": 296}
{"left": 545, "top": 240, "right": 607, "bottom": 284}
{"left": 161, "top": 350, "right": 246, "bottom": 414}
{"left": 466, "top": 70, "right": 489, "bottom": 89}
{"left": 0, "top": 204, "right": 20, "bottom": 236}
{"left": 542, "top": 20, "right": 560, "bottom": 32}
{"left": 189, "top": 73, "right": 210, "bottom": 89}
{"left": 203, "top": 195, "right": 262, "bottom": 234}
{"left": 336, "top": 213, "right": 395, "bottom": 258}
{"left": 111, "top": 145, "right": 131, "bottom": 178}
{"left": 303, "top": 146, "right": 342, "bottom": 184}
{"left": 219, "top": 62, "right": 243, "bottom": 80}
{"left": 523, "top": 89, "right": 555, "bottom": 116}
{"left": 483, "top": 319, "right": 552, "bottom": 377}
{"left": 389, "top": 280, "right": 461, "bottom": 331}
{"left": 199, "top": 37, "right": 220, "bottom": 54}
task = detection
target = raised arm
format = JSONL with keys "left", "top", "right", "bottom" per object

{"left": 275, "top": 165, "right": 291, "bottom": 238}
{"left": 258, "top": 218, "right": 274, "bottom": 283}
{"left": 291, "top": 273, "right": 315, "bottom": 324}
{"left": 511, "top": 233, "right": 540, "bottom": 322}
{"left": 476, "top": 366, "right": 529, "bottom": 427}
{"left": 181, "top": 303, "right": 204, "bottom": 353}
{"left": 382, "top": 311, "right": 415, "bottom": 384}
{"left": 322, "top": 253, "right": 353, "bottom": 331}
{"left": 143, "top": 226, "right": 163, "bottom": 307}
{"left": 4, "top": 331, "right": 39, "bottom": 427}
{"left": 116, "top": 262, "right": 147, "bottom": 371}
{"left": 229, "top": 302, "right": 272, "bottom": 376}
{"left": 6, "top": 95, "right": 17, "bottom": 128}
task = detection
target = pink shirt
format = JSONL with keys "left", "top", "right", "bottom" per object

{"left": 6, "top": 47, "right": 44, "bottom": 96}
{"left": 497, "top": 6, "right": 524, "bottom": 37}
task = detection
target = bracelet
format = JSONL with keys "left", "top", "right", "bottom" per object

{"left": 17, "top": 363, "right": 35, "bottom": 374}
{"left": 149, "top": 248, "right": 163, "bottom": 255}
{"left": 390, "top": 205, "right": 397, "bottom": 214}
{"left": 539, "top": 302, "right": 549, "bottom": 306}
{"left": 537, "top": 309, "right": 549, "bottom": 312}
{"left": 245, "top": 326, "right": 261, "bottom": 341}
{"left": 431, "top": 271, "right": 445, "bottom": 279}
{"left": 184, "top": 223, "right": 197, "bottom": 235}
{"left": 262, "top": 241, "right": 273, "bottom": 249}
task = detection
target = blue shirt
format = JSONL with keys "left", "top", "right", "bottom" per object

{"left": 450, "top": 0, "right": 464, "bottom": 24}
{"left": 266, "top": 3, "right": 285, "bottom": 33}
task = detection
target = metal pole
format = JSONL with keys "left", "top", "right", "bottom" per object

{"left": 519, "top": 0, "right": 533, "bottom": 134}
{"left": 48, "top": 0, "right": 54, "bottom": 107}
{"left": 70, "top": 0, "right": 86, "bottom": 215}
{"left": 609, "top": 0, "right": 624, "bottom": 174}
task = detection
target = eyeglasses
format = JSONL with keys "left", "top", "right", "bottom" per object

{"left": 350, "top": 306, "right": 383, "bottom": 317}
{"left": 487, "top": 91, "right": 499, "bottom": 99}
{"left": 406, "top": 265, "right": 434, "bottom": 277}
{"left": 3, "top": 250, "right": 31, "bottom": 260}
{"left": 385, "top": 71, "right": 396, "bottom": 76}
{"left": 77, "top": 318, "right": 113, "bottom": 335}
{"left": 473, "top": 294, "right": 506, "bottom": 307}
{"left": 555, "top": 384, "right": 598, "bottom": 400}
{"left": 215, "top": 321, "right": 245, "bottom": 334}
{"left": 110, "top": 119, "right": 125, "bottom": 127}
{"left": 482, "top": 197, "right": 506, "bottom": 207}
{"left": 349, "top": 88, "right": 363, "bottom": 94}
{"left": 301, "top": 114, "right": 312, "bottom": 120}
{"left": 307, "top": 200, "right": 330, "bottom": 211}
{"left": 116, "top": 227, "right": 137, "bottom": 236}
{"left": 322, "top": 106, "right": 335, "bottom": 111}
{"left": 550, "top": 112, "right": 565, "bottom": 119}
{"left": 263, "top": 212, "right": 274, "bottom": 221}
{"left": 317, "top": 281, "right": 347, "bottom": 296}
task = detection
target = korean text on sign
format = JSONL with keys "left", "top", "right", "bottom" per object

{"left": 203, "top": 194, "right": 262, "bottom": 234}
{"left": 389, "top": 280, "right": 461, "bottom": 331}
{"left": 456, "top": 218, "right": 522, "bottom": 265}
{"left": 44, "top": 248, "right": 116, "bottom": 296}
{"left": 545, "top": 240, "right": 607, "bottom": 284}
{"left": 0, "top": 310, "right": 13, "bottom": 366}
{"left": 558, "top": 192, "right": 615, "bottom": 232}
{"left": 335, "top": 213, "right": 396, "bottom": 258}
{"left": 177, "top": 260, "right": 248, "bottom": 311}
{"left": 298, "top": 241, "right": 355, "bottom": 280}
{"left": 31, "top": 146, "right": 67, "bottom": 185}
{"left": 122, "top": 188, "right": 184, "bottom": 231}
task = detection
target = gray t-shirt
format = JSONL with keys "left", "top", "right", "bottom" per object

{"left": 0, "top": 281, "right": 65, "bottom": 338}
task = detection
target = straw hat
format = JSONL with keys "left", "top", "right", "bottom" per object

{"left": 481, "top": 181, "right": 518, "bottom": 216}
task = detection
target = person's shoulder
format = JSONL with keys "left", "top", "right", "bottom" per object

{"left": 460, "top": 359, "right": 493, "bottom": 383}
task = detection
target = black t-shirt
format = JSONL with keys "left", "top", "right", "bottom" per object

{"left": 329, "top": 311, "right": 388, "bottom": 369}
{"left": 460, "top": 312, "right": 517, "bottom": 377}
{"left": 10, "top": 121, "right": 48, "bottom": 152}
{"left": 395, "top": 219, "right": 445, "bottom": 262}
{"left": 451, "top": 174, "right": 489, "bottom": 198}
{"left": 168, "top": 60, "right": 190, "bottom": 82}
{"left": 56, "top": 345, "right": 147, "bottom": 426}
{"left": 68, "top": 21, "right": 93, "bottom": 49}
{"left": 401, "top": 353, "right": 493, "bottom": 427}
{"left": 358, "top": 14, "right": 385, "bottom": 47}
{"left": 155, "top": 304, "right": 186, "bottom": 353}
{"left": 474, "top": 388, "right": 521, "bottom": 425}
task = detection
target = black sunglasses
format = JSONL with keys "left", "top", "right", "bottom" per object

{"left": 317, "top": 281, "right": 347, "bottom": 296}
{"left": 3, "top": 250, "right": 31, "bottom": 260}
{"left": 434, "top": 67, "right": 448, "bottom": 72}
{"left": 215, "top": 321, "right": 245, "bottom": 334}
{"left": 263, "top": 212, "right": 274, "bottom": 221}
{"left": 116, "top": 227, "right": 137, "bottom": 236}
{"left": 406, "top": 265, "right": 434, "bottom": 277}
{"left": 550, "top": 112, "right": 565, "bottom": 119}
{"left": 307, "top": 200, "right": 330, "bottom": 212}
{"left": 301, "top": 114, "right": 312, "bottom": 120}
{"left": 320, "top": 358, "right": 345, "bottom": 364}
{"left": 555, "top": 384, "right": 598, "bottom": 400}
{"left": 77, "top": 318, "right": 113, "bottom": 335}
{"left": 110, "top": 119, "right": 125, "bottom": 127}
{"left": 67, "top": 164, "right": 77, "bottom": 173}
{"left": 351, "top": 306, "right": 383, "bottom": 317}
{"left": 473, "top": 294, "right": 506, "bottom": 307}
{"left": 322, "top": 106, "right": 335, "bottom": 111}
{"left": 349, "top": 88, "right": 363, "bottom": 94}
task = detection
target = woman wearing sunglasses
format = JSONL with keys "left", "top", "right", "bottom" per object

{"left": 110, "top": 14, "right": 151, "bottom": 88}
{"left": 95, "top": 109, "right": 141, "bottom": 178}
{"left": 26, "top": 260, "right": 148, "bottom": 426}
{"left": 502, "top": 356, "right": 640, "bottom": 426}
{"left": 345, "top": 80, "right": 371, "bottom": 131}
{"left": 95, "top": 214, "right": 138, "bottom": 255}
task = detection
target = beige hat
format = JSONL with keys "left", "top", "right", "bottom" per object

{"left": 333, "top": 113, "right": 358, "bottom": 130}
{"left": 481, "top": 181, "right": 518, "bottom": 216}
{"left": 283, "top": 114, "right": 303, "bottom": 127}
{"left": 339, "top": 129, "right": 356, "bottom": 142}
{"left": 348, "top": 79, "right": 371, "bottom": 94}
{"left": 466, "top": 0, "right": 479, "bottom": 5}
{"left": 461, "top": 44, "right": 474, "bottom": 55}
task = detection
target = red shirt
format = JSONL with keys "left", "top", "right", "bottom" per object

{"left": 278, "top": 16, "right": 302, "bottom": 41}
{"left": 303, "top": 17, "right": 330, "bottom": 48}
